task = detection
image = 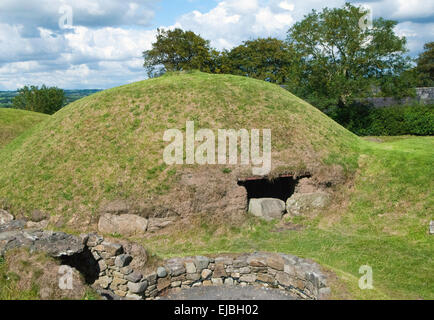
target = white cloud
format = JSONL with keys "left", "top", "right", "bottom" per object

{"left": 175, "top": 0, "right": 300, "bottom": 49}
{"left": 395, "top": 21, "right": 434, "bottom": 54}
{"left": 0, "top": 0, "right": 432, "bottom": 90}
{"left": 0, "top": 0, "right": 156, "bottom": 33}
{"left": 366, "top": 0, "right": 434, "bottom": 21}
{"left": 0, "top": 24, "right": 156, "bottom": 90}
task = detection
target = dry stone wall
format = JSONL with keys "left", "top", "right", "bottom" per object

{"left": 85, "top": 233, "right": 330, "bottom": 300}
{"left": 0, "top": 218, "right": 331, "bottom": 300}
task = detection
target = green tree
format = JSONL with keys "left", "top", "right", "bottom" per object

{"left": 143, "top": 28, "right": 216, "bottom": 77}
{"left": 12, "top": 85, "right": 66, "bottom": 115}
{"left": 286, "top": 2, "right": 413, "bottom": 110}
{"left": 416, "top": 42, "right": 434, "bottom": 87}
{"left": 223, "top": 37, "right": 300, "bottom": 85}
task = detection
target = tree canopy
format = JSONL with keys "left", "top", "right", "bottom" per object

{"left": 143, "top": 3, "right": 418, "bottom": 112}
{"left": 286, "top": 2, "right": 412, "bottom": 109}
{"left": 12, "top": 85, "right": 66, "bottom": 115}
{"left": 143, "top": 28, "right": 217, "bottom": 77}
{"left": 223, "top": 38, "right": 300, "bottom": 85}
{"left": 416, "top": 42, "right": 434, "bottom": 87}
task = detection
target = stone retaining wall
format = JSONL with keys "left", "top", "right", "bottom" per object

{"left": 85, "top": 234, "right": 330, "bottom": 300}
{"left": 363, "top": 87, "right": 434, "bottom": 107}
{"left": 0, "top": 224, "right": 331, "bottom": 300}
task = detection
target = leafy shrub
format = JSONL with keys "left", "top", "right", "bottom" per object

{"left": 329, "top": 104, "right": 434, "bottom": 136}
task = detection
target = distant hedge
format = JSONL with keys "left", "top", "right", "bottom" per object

{"left": 329, "top": 104, "right": 434, "bottom": 136}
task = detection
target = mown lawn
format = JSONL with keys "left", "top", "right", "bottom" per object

{"left": 139, "top": 136, "right": 433, "bottom": 300}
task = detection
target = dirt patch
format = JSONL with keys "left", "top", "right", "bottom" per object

{"left": 271, "top": 221, "right": 305, "bottom": 233}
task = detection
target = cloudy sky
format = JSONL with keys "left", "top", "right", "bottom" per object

{"left": 0, "top": 0, "right": 433, "bottom": 90}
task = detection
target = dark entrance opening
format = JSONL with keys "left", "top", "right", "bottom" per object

{"left": 237, "top": 175, "right": 309, "bottom": 203}
{"left": 60, "top": 247, "right": 100, "bottom": 284}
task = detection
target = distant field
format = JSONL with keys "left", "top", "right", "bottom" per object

{"left": 0, "top": 89, "right": 101, "bottom": 108}
{"left": 0, "top": 108, "right": 49, "bottom": 148}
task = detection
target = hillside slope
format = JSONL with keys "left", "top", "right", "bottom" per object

{"left": 0, "top": 71, "right": 361, "bottom": 225}
{"left": 0, "top": 108, "right": 48, "bottom": 148}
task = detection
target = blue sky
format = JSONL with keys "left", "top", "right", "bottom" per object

{"left": 0, "top": 0, "right": 432, "bottom": 90}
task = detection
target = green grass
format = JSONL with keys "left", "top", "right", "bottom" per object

{"left": 138, "top": 136, "right": 433, "bottom": 300}
{"left": 0, "top": 72, "right": 431, "bottom": 300}
{"left": 0, "top": 108, "right": 49, "bottom": 148}
{"left": 0, "top": 71, "right": 360, "bottom": 219}
{"left": 0, "top": 252, "right": 41, "bottom": 300}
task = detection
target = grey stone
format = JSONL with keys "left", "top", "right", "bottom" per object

{"left": 185, "top": 262, "right": 196, "bottom": 274}
{"left": 146, "top": 273, "right": 158, "bottom": 284}
{"left": 115, "top": 254, "right": 133, "bottom": 267}
{"left": 26, "top": 220, "right": 49, "bottom": 229}
{"left": 87, "top": 233, "right": 104, "bottom": 247}
{"left": 80, "top": 234, "right": 89, "bottom": 245}
{"left": 125, "top": 271, "right": 143, "bottom": 283}
{"left": 194, "top": 256, "right": 210, "bottom": 271}
{"left": 0, "top": 209, "right": 14, "bottom": 225}
{"left": 101, "top": 241, "right": 123, "bottom": 256}
{"left": 430, "top": 221, "right": 434, "bottom": 235}
{"left": 157, "top": 267, "right": 167, "bottom": 278}
{"left": 233, "top": 257, "right": 248, "bottom": 268}
{"left": 98, "top": 213, "right": 148, "bottom": 236}
{"left": 95, "top": 276, "right": 112, "bottom": 289}
{"left": 249, "top": 198, "right": 286, "bottom": 220}
{"left": 186, "top": 273, "right": 201, "bottom": 281}
{"left": 120, "top": 266, "right": 133, "bottom": 275}
{"left": 240, "top": 274, "right": 256, "bottom": 283}
{"left": 286, "top": 192, "right": 331, "bottom": 216}
{"left": 211, "top": 278, "right": 223, "bottom": 285}
{"left": 0, "top": 220, "right": 25, "bottom": 233}
{"left": 168, "top": 264, "right": 186, "bottom": 276}
{"left": 128, "top": 280, "right": 148, "bottom": 294}
{"left": 201, "top": 269, "right": 212, "bottom": 280}
{"left": 92, "top": 250, "right": 101, "bottom": 261}
{"left": 239, "top": 267, "right": 250, "bottom": 274}
{"left": 98, "top": 259, "right": 108, "bottom": 272}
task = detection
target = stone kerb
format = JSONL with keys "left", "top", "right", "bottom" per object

{"left": 85, "top": 234, "right": 330, "bottom": 300}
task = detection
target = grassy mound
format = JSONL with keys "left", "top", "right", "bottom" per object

{"left": 140, "top": 136, "right": 434, "bottom": 299}
{"left": 0, "top": 108, "right": 48, "bottom": 149}
{"left": 0, "top": 71, "right": 360, "bottom": 221}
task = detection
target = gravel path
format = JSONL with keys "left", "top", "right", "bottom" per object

{"left": 160, "top": 286, "right": 298, "bottom": 300}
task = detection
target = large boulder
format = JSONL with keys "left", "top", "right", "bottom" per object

{"left": 286, "top": 192, "right": 331, "bottom": 216}
{"left": 0, "top": 209, "right": 14, "bottom": 225}
{"left": 248, "top": 198, "right": 286, "bottom": 221}
{"left": 98, "top": 214, "right": 148, "bottom": 236}
{"left": 1, "top": 230, "right": 84, "bottom": 258}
